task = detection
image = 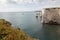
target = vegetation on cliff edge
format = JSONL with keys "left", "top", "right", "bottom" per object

{"left": 0, "top": 19, "right": 38, "bottom": 40}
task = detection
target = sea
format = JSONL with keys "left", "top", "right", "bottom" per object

{"left": 0, "top": 12, "right": 60, "bottom": 40}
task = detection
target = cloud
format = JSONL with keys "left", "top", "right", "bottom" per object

{"left": 0, "top": 0, "right": 60, "bottom": 12}
{"left": 0, "top": 0, "right": 7, "bottom": 4}
{"left": 0, "top": 0, "right": 41, "bottom": 12}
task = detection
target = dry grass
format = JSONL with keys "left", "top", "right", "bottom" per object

{"left": 0, "top": 19, "right": 38, "bottom": 40}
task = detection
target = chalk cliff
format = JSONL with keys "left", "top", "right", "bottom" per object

{"left": 41, "top": 8, "right": 60, "bottom": 24}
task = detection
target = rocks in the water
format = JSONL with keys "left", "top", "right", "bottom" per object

{"left": 0, "top": 19, "right": 38, "bottom": 40}
{"left": 41, "top": 8, "right": 60, "bottom": 24}
{"left": 46, "top": 21, "right": 59, "bottom": 25}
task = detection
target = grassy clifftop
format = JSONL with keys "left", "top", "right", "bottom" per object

{"left": 0, "top": 19, "right": 38, "bottom": 40}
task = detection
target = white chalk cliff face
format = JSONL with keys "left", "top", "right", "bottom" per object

{"left": 41, "top": 8, "right": 60, "bottom": 24}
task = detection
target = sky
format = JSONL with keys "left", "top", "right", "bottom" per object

{"left": 0, "top": 0, "right": 60, "bottom": 12}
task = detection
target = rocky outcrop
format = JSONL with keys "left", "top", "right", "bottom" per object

{"left": 41, "top": 8, "right": 60, "bottom": 24}
{"left": 0, "top": 19, "right": 38, "bottom": 40}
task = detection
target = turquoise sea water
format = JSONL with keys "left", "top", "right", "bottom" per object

{"left": 0, "top": 12, "right": 60, "bottom": 40}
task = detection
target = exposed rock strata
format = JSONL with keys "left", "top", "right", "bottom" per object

{"left": 41, "top": 8, "right": 60, "bottom": 24}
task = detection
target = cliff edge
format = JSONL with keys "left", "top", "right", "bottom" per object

{"left": 0, "top": 19, "right": 38, "bottom": 40}
{"left": 41, "top": 8, "right": 60, "bottom": 24}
